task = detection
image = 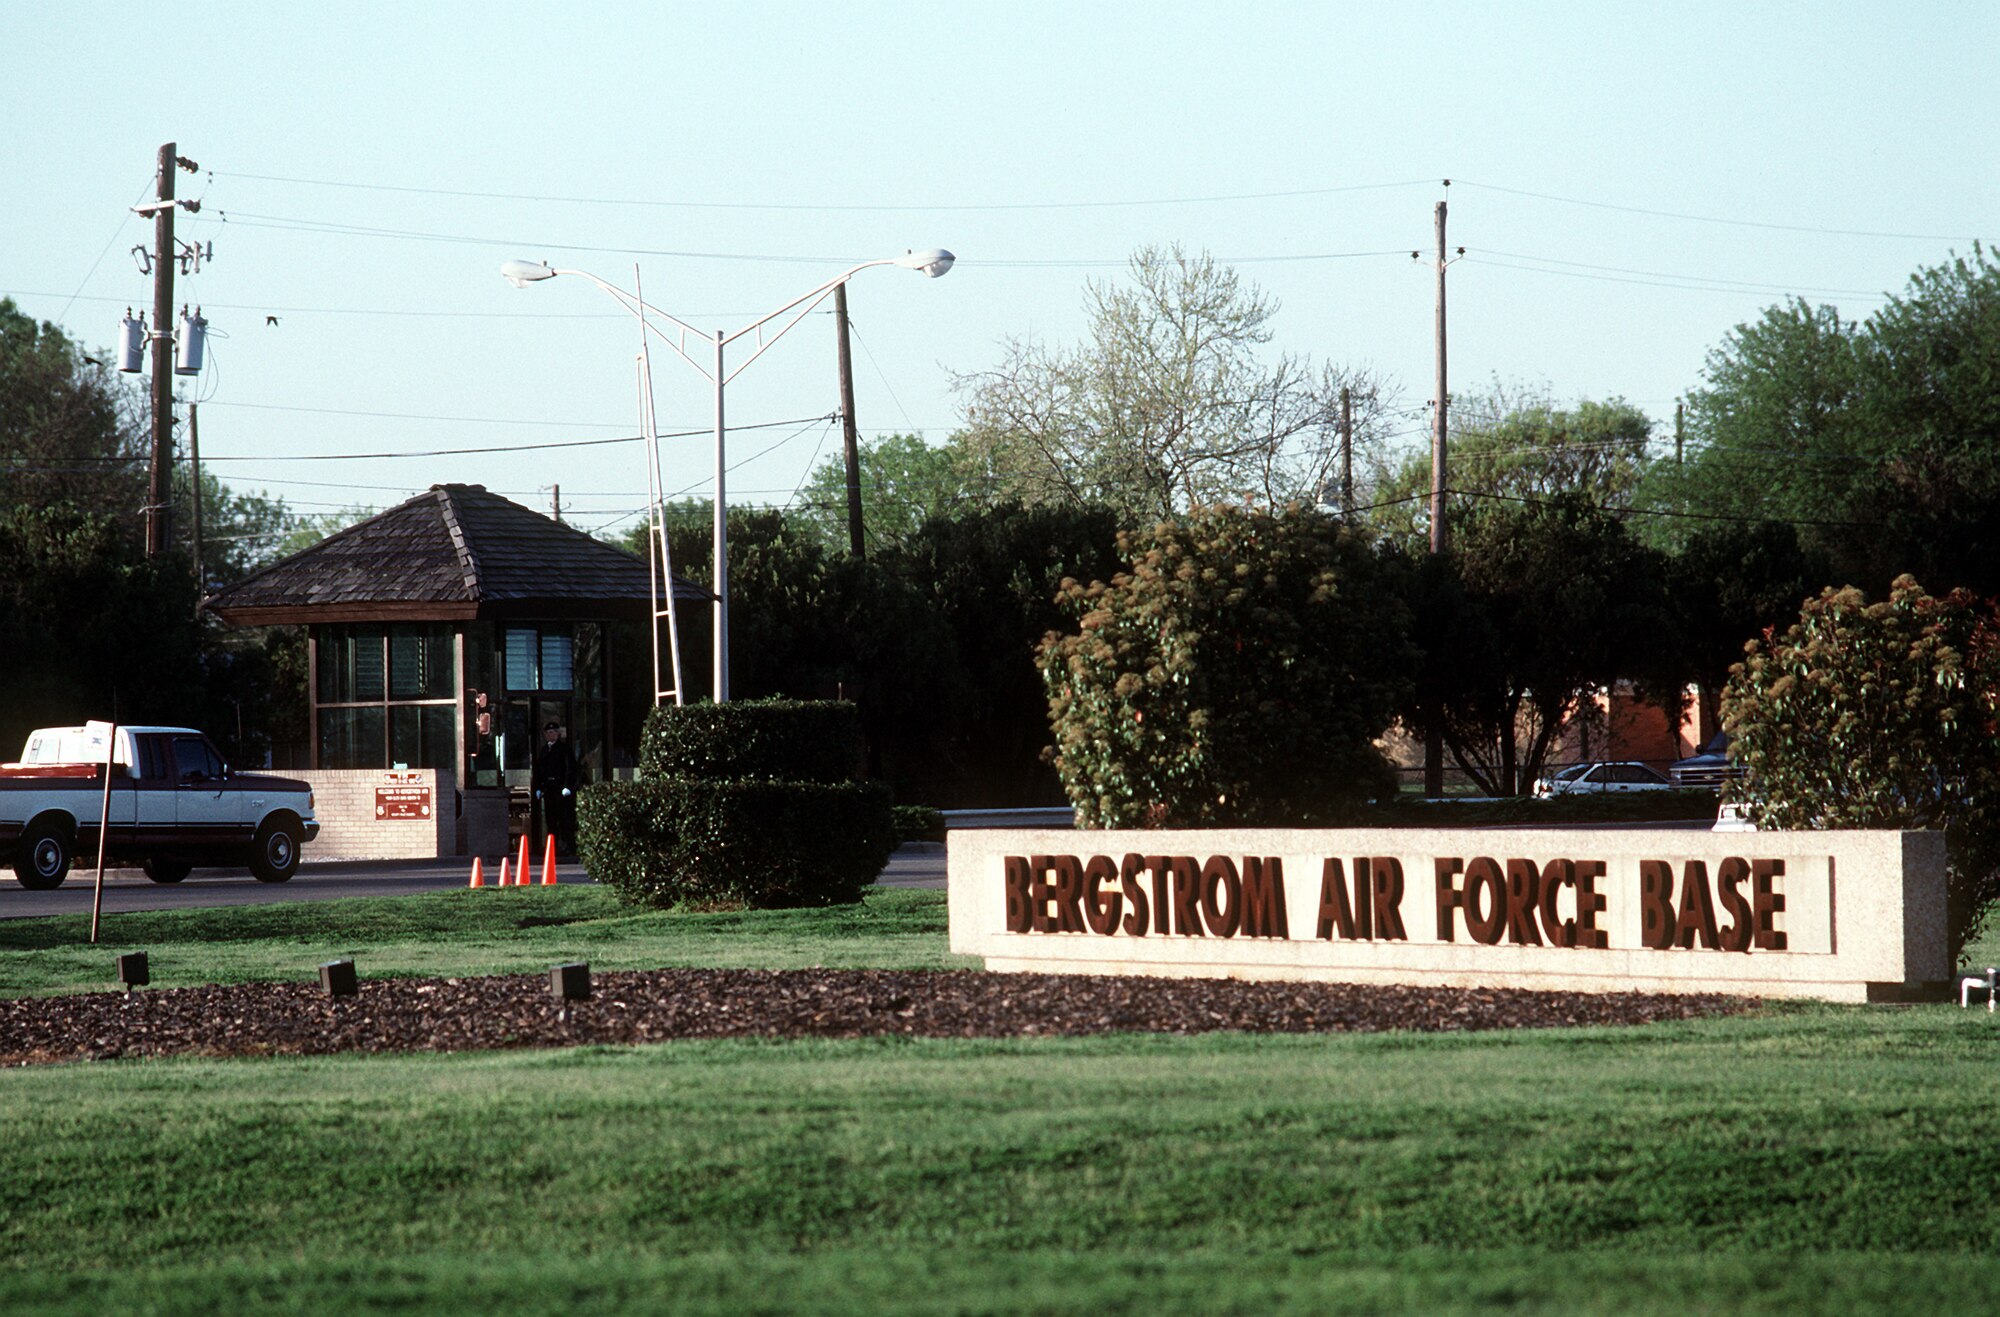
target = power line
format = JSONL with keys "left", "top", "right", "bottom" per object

{"left": 212, "top": 170, "right": 1439, "bottom": 213}
{"left": 1463, "top": 255, "right": 1895, "bottom": 302}
{"left": 1452, "top": 179, "right": 1983, "bottom": 243}
{"left": 195, "top": 413, "right": 832, "bottom": 462}
{"left": 1471, "top": 249, "right": 1894, "bottom": 299}
{"left": 214, "top": 210, "right": 1411, "bottom": 269}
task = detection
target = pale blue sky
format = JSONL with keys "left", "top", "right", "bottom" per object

{"left": 3, "top": 2, "right": 1993, "bottom": 540}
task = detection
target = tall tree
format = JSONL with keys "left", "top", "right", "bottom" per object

{"left": 952, "top": 245, "right": 1393, "bottom": 524}
{"left": 1369, "top": 387, "right": 1655, "bottom": 549}
{"left": 885, "top": 500, "right": 1125, "bottom": 806}
{"left": 1643, "top": 246, "right": 2000, "bottom": 593}
{"left": 0, "top": 298, "right": 148, "bottom": 542}
{"left": 1404, "top": 494, "right": 1673, "bottom": 795}
{"left": 794, "top": 432, "right": 982, "bottom": 554}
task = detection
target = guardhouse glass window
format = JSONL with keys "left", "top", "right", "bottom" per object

{"left": 503, "top": 625, "right": 573, "bottom": 692}
{"left": 314, "top": 623, "right": 459, "bottom": 770}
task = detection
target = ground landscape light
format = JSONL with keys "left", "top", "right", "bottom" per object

{"left": 116, "top": 951, "right": 149, "bottom": 992}
{"left": 319, "top": 959, "right": 359, "bottom": 998}
{"left": 551, "top": 962, "right": 591, "bottom": 1002}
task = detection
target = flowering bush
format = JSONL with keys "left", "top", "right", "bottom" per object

{"left": 1038, "top": 504, "right": 1410, "bottom": 827}
{"left": 1722, "top": 575, "right": 2000, "bottom": 963}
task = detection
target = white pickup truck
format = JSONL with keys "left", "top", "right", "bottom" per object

{"left": 0, "top": 723, "right": 319, "bottom": 889}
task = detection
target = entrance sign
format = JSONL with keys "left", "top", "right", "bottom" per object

{"left": 375, "top": 772, "right": 433, "bottom": 820}
{"left": 948, "top": 828, "right": 1949, "bottom": 1002}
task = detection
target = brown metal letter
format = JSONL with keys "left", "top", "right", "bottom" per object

{"left": 1638, "top": 860, "right": 1676, "bottom": 950}
{"left": 1083, "top": 855, "right": 1122, "bottom": 935}
{"left": 1504, "top": 859, "right": 1543, "bottom": 945}
{"left": 1434, "top": 857, "right": 1466, "bottom": 942}
{"left": 1120, "top": 853, "right": 1151, "bottom": 936}
{"left": 1003, "top": 856, "right": 1032, "bottom": 933}
{"left": 1200, "top": 856, "right": 1241, "bottom": 937}
{"left": 1573, "top": 860, "right": 1609, "bottom": 949}
{"left": 1752, "top": 859, "right": 1788, "bottom": 950}
{"left": 1716, "top": 857, "right": 1753, "bottom": 952}
{"left": 1463, "top": 857, "right": 1506, "bottom": 945}
{"left": 1370, "top": 858, "right": 1408, "bottom": 941}
{"left": 1240, "top": 857, "right": 1288, "bottom": 938}
{"left": 1171, "top": 856, "right": 1204, "bottom": 936}
{"left": 1318, "top": 858, "right": 1356, "bottom": 940}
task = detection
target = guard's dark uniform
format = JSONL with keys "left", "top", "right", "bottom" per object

{"left": 533, "top": 728, "right": 578, "bottom": 856}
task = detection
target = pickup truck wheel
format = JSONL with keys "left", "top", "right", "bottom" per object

{"left": 14, "top": 822, "right": 73, "bottom": 890}
{"left": 143, "top": 856, "right": 192, "bottom": 884}
{"left": 249, "top": 820, "right": 300, "bottom": 883}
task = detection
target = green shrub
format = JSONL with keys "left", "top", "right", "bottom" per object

{"left": 579, "top": 777, "right": 894, "bottom": 909}
{"left": 639, "top": 699, "right": 861, "bottom": 783}
{"left": 1721, "top": 575, "right": 2000, "bottom": 965}
{"left": 585, "top": 700, "right": 892, "bottom": 909}
{"left": 1038, "top": 504, "right": 1412, "bottom": 828}
{"left": 892, "top": 804, "right": 946, "bottom": 845}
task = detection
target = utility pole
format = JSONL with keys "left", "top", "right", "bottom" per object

{"left": 146, "top": 142, "right": 177, "bottom": 558}
{"left": 1675, "top": 402, "right": 1685, "bottom": 465}
{"left": 189, "top": 402, "right": 203, "bottom": 599}
{"left": 1429, "top": 193, "right": 1450, "bottom": 555}
{"left": 550, "top": 484, "right": 562, "bottom": 523}
{"left": 1418, "top": 182, "right": 1463, "bottom": 798}
{"left": 1339, "top": 386, "right": 1354, "bottom": 517}
{"left": 833, "top": 283, "right": 866, "bottom": 558}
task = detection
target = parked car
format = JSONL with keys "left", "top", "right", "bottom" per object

{"left": 1671, "top": 732, "right": 1744, "bottom": 790}
{"left": 1531, "top": 761, "right": 1675, "bottom": 798}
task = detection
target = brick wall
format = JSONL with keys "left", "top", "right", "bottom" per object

{"left": 294, "top": 768, "right": 455, "bottom": 860}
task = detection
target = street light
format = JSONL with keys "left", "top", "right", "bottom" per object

{"left": 502, "top": 249, "right": 954, "bottom": 703}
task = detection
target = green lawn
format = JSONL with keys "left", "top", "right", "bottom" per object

{"left": 0, "top": 887, "right": 971, "bottom": 997}
{"left": 3, "top": 890, "right": 2000, "bottom": 1313}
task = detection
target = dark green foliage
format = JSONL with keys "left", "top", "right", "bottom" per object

{"left": 577, "top": 776, "right": 894, "bottom": 908}
{"left": 1722, "top": 576, "right": 2000, "bottom": 963}
{"left": 0, "top": 503, "right": 204, "bottom": 752}
{"left": 885, "top": 500, "right": 1124, "bottom": 807}
{"left": 1645, "top": 246, "right": 2000, "bottom": 596}
{"left": 1404, "top": 494, "right": 1674, "bottom": 796}
{"left": 639, "top": 699, "right": 863, "bottom": 783}
{"left": 1040, "top": 503, "right": 1410, "bottom": 827}
{"left": 892, "top": 804, "right": 946, "bottom": 844}
{"left": 1666, "top": 520, "right": 1828, "bottom": 729}
{"left": 585, "top": 699, "right": 893, "bottom": 908}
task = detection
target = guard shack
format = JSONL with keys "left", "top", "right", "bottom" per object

{"left": 203, "top": 483, "right": 705, "bottom": 859}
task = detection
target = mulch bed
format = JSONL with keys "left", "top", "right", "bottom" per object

{"left": 0, "top": 969, "right": 1748, "bottom": 1066}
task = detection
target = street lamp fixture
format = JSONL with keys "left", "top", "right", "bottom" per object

{"left": 501, "top": 248, "right": 954, "bottom": 703}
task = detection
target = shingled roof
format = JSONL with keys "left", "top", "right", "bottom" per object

{"left": 203, "top": 484, "right": 710, "bottom": 626}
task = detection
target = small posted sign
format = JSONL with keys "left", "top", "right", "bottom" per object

{"left": 375, "top": 771, "right": 432, "bottom": 820}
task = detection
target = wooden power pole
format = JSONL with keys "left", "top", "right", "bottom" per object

{"left": 146, "top": 142, "right": 178, "bottom": 558}
{"left": 1339, "top": 386, "right": 1354, "bottom": 517}
{"left": 833, "top": 283, "right": 866, "bottom": 558}
{"left": 1421, "top": 185, "right": 1460, "bottom": 798}
{"left": 1429, "top": 196, "right": 1449, "bottom": 555}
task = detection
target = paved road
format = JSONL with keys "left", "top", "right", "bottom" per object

{"left": 0, "top": 843, "right": 951, "bottom": 921}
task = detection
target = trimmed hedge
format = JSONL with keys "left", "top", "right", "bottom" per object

{"left": 639, "top": 699, "right": 862, "bottom": 783}
{"left": 578, "top": 777, "right": 895, "bottom": 908}
{"left": 892, "top": 804, "right": 946, "bottom": 845}
{"left": 584, "top": 700, "right": 891, "bottom": 909}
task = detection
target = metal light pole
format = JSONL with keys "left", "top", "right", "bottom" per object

{"left": 501, "top": 249, "right": 955, "bottom": 703}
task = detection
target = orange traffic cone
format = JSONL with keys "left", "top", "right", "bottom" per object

{"left": 497, "top": 858, "right": 510, "bottom": 888}
{"left": 540, "top": 834, "right": 559, "bottom": 886}
{"left": 468, "top": 857, "right": 485, "bottom": 888}
{"left": 515, "top": 833, "right": 532, "bottom": 887}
